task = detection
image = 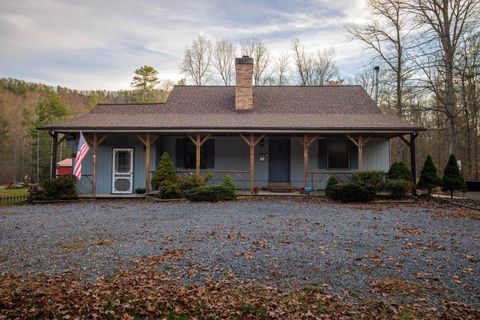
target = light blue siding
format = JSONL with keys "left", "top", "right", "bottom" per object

{"left": 77, "top": 135, "right": 156, "bottom": 194}
{"left": 76, "top": 134, "right": 390, "bottom": 193}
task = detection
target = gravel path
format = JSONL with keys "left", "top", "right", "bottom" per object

{"left": 1, "top": 199, "right": 479, "bottom": 306}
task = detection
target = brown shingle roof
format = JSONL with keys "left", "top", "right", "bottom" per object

{"left": 42, "top": 85, "right": 423, "bottom": 132}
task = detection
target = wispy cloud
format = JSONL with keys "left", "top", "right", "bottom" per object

{"left": 0, "top": 0, "right": 369, "bottom": 90}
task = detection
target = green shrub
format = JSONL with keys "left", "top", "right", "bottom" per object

{"left": 222, "top": 175, "right": 236, "bottom": 190}
{"left": 329, "top": 183, "right": 376, "bottom": 203}
{"left": 28, "top": 176, "right": 78, "bottom": 201}
{"left": 325, "top": 175, "right": 338, "bottom": 198}
{"left": 185, "top": 185, "right": 235, "bottom": 202}
{"left": 159, "top": 180, "right": 182, "bottom": 199}
{"left": 387, "top": 162, "right": 413, "bottom": 182}
{"left": 177, "top": 173, "right": 210, "bottom": 192}
{"left": 417, "top": 155, "right": 441, "bottom": 195}
{"left": 151, "top": 152, "right": 176, "bottom": 190}
{"left": 350, "top": 170, "right": 385, "bottom": 188}
{"left": 385, "top": 179, "right": 411, "bottom": 199}
{"left": 442, "top": 154, "right": 467, "bottom": 198}
{"left": 135, "top": 187, "right": 146, "bottom": 194}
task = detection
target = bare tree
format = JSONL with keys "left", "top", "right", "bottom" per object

{"left": 212, "top": 40, "right": 236, "bottom": 85}
{"left": 273, "top": 52, "right": 290, "bottom": 85}
{"left": 180, "top": 35, "right": 213, "bottom": 85}
{"left": 315, "top": 48, "right": 339, "bottom": 85}
{"left": 409, "top": 0, "right": 480, "bottom": 155}
{"left": 291, "top": 38, "right": 339, "bottom": 85}
{"left": 346, "top": 0, "right": 413, "bottom": 119}
{"left": 291, "top": 38, "right": 316, "bottom": 85}
{"left": 240, "top": 38, "right": 272, "bottom": 85}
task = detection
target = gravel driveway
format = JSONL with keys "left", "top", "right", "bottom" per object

{"left": 1, "top": 199, "right": 479, "bottom": 307}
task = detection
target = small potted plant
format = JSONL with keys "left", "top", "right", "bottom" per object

{"left": 254, "top": 185, "right": 260, "bottom": 194}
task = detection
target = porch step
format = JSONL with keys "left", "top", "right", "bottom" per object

{"left": 267, "top": 182, "right": 297, "bottom": 193}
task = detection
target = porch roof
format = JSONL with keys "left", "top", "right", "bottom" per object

{"left": 41, "top": 85, "right": 424, "bottom": 133}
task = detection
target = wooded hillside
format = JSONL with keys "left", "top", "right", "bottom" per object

{"left": 0, "top": 78, "right": 170, "bottom": 184}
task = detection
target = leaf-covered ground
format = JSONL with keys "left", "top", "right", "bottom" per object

{"left": 0, "top": 199, "right": 479, "bottom": 319}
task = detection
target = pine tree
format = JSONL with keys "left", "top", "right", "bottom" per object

{"left": 417, "top": 155, "right": 441, "bottom": 195}
{"left": 130, "top": 65, "right": 160, "bottom": 103}
{"left": 387, "top": 161, "right": 413, "bottom": 181}
{"left": 151, "top": 152, "right": 176, "bottom": 190}
{"left": 442, "top": 154, "right": 466, "bottom": 198}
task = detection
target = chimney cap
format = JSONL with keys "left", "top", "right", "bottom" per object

{"left": 235, "top": 56, "right": 253, "bottom": 64}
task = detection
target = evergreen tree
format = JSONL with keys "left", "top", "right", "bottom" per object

{"left": 387, "top": 161, "right": 413, "bottom": 181}
{"left": 151, "top": 152, "right": 176, "bottom": 190}
{"left": 417, "top": 155, "right": 441, "bottom": 195}
{"left": 130, "top": 65, "right": 160, "bottom": 103}
{"left": 442, "top": 154, "right": 466, "bottom": 198}
{"left": 25, "top": 92, "right": 68, "bottom": 182}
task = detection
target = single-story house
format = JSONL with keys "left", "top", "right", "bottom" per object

{"left": 41, "top": 56, "right": 424, "bottom": 196}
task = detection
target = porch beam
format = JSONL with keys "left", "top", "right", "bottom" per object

{"left": 56, "top": 134, "right": 67, "bottom": 147}
{"left": 92, "top": 133, "right": 98, "bottom": 196}
{"left": 296, "top": 135, "right": 318, "bottom": 188}
{"left": 398, "top": 135, "right": 411, "bottom": 147}
{"left": 98, "top": 134, "right": 110, "bottom": 146}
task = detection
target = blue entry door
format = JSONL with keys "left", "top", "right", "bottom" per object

{"left": 269, "top": 138, "right": 290, "bottom": 182}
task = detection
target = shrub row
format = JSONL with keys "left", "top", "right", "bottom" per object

{"left": 153, "top": 152, "right": 236, "bottom": 201}
{"left": 28, "top": 176, "right": 78, "bottom": 201}
{"left": 326, "top": 166, "right": 412, "bottom": 203}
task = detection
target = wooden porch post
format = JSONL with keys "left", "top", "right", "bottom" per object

{"left": 346, "top": 135, "right": 371, "bottom": 170}
{"left": 196, "top": 134, "right": 201, "bottom": 176}
{"left": 187, "top": 134, "right": 211, "bottom": 176}
{"left": 398, "top": 132, "right": 419, "bottom": 183}
{"left": 410, "top": 133, "right": 417, "bottom": 183}
{"left": 49, "top": 131, "right": 58, "bottom": 179}
{"left": 240, "top": 134, "right": 265, "bottom": 193}
{"left": 145, "top": 133, "right": 151, "bottom": 193}
{"left": 358, "top": 136, "right": 363, "bottom": 170}
{"left": 135, "top": 134, "right": 158, "bottom": 193}
{"left": 296, "top": 135, "right": 318, "bottom": 188}
{"left": 92, "top": 133, "right": 98, "bottom": 196}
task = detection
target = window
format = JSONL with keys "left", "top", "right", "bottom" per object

{"left": 327, "top": 140, "right": 349, "bottom": 169}
{"left": 318, "top": 138, "right": 357, "bottom": 169}
{"left": 175, "top": 138, "right": 215, "bottom": 169}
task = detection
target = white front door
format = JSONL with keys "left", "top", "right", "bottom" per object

{"left": 112, "top": 148, "right": 134, "bottom": 193}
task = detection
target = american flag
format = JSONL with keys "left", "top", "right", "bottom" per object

{"left": 73, "top": 133, "right": 90, "bottom": 180}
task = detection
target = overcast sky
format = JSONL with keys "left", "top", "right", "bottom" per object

{"left": 0, "top": 0, "right": 370, "bottom": 90}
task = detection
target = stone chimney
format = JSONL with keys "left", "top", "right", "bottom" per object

{"left": 235, "top": 56, "right": 254, "bottom": 111}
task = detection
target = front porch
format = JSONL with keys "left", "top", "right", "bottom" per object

{"left": 48, "top": 131, "right": 419, "bottom": 196}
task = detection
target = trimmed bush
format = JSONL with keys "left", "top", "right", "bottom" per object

{"left": 159, "top": 180, "right": 182, "bottom": 199}
{"left": 151, "top": 152, "right": 176, "bottom": 190}
{"left": 28, "top": 176, "right": 77, "bottom": 201}
{"left": 350, "top": 170, "right": 385, "bottom": 188}
{"left": 222, "top": 175, "right": 236, "bottom": 190}
{"left": 442, "top": 154, "right": 467, "bottom": 198}
{"left": 385, "top": 179, "right": 411, "bottom": 199}
{"left": 325, "top": 175, "right": 338, "bottom": 198}
{"left": 328, "top": 183, "right": 376, "bottom": 203}
{"left": 387, "top": 162, "right": 413, "bottom": 182}
{"left": 186, "top": 185, "right": 235, "bottom": 202}
{"left": 417, "top": 155, "right": 441, "bottom": 195}
{"left": 177, "top": 173, "right": 210, "bottom": 192}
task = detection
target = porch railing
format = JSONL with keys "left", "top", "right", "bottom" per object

{"left": 307, "top": 170, "right": 354, "bottom": 190}
{"left": 176, "top": 169, "right": 250, "bottom": 189}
